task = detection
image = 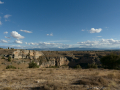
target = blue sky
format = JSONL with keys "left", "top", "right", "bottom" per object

{"left": 0, "top": 0, "right": 120, "bottom": 49}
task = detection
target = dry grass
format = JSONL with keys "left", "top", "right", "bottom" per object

{"left": 76, "top": 77, "right": 109, "bottom": 86}
{"left": 2, "top": 87, "right": 13, "bottom": 90}
{"left": 0, "top": 68, "right": 119, "bottom": 90}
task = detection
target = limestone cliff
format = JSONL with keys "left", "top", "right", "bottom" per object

{"left": 13, "top": 50, "right": 44, "bottom": 59}
{"left": 12, "top": 50, "right": 69, "bottom": 68}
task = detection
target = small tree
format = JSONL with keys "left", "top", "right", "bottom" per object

{"left": 8, "top": 47, "right": 9, "bottom": 49}
{"left": 100, "top": 54, "right": 120, "bottom": 69}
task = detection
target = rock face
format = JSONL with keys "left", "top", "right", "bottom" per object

{"left": 39, "top": 56, "right": 69, "bottom": 68}
{"left": 13, "top": 50, "right": 44, "bottom": 59}
{"left": 13, "top": 49, "right": 69, "bottom": 68}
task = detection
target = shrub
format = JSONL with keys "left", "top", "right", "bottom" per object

{"left": 6, "top": 65, "right": 16, "bottom": 69}
{"left": 75, "top": 65, "right": 82, "bottom": 69}
{"left": 100, "top": 54, "right": 120, "bottom": 69}
{"left": 88, "top": 63, "right": 98, "bottom": 69}
{"left": 28, "top": 61, "right": 39, "bottom": 68}
{"left": 8, "top": 56, "right": 11, "bottom": 62}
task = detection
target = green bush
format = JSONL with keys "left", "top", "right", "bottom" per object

{"left": 88, "top": 63, "right": 98, "bottom": 69}
{"left": 28, "top": 61, "right": 39, "bottom": 68}
{"left": 100, "top": 54, "right": 120, "bottom": 69}
{"left": 8, "top": 56, "right": 11, "bottom": 62}
{"left": 6, "top": 65, "right": 16, "bottom": 69}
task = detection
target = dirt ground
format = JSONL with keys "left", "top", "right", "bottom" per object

{"left": 0, "top": 68, "right": 120, "bottom": 90}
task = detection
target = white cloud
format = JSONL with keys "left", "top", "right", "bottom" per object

{"left": 4, "top": 14, "right": 11, "bottom": 18}
{"left": 81, "top": 29, "right": 85, "bottom": 31}
{"left": 20, "top": 30, "right": 32, "bottom": 33}
{"left": 4, "top": 31, "right": 8, "bottom": 34}
{"left": 47, "top": 33, "right": 53, "bottom": 36}
{"left": 0, "top": 1, "right": 4, "bottom": 4}
{"left": 48, "top": 40, "right": 70, "bottom": 43}
{"left": 50, "top": 33, "right": 53, "bottom": 36}
{"left": 26, "top": 42, "right": 70, "bottom": 48}
{"left": 77, "top": 39, "right": 120, "bottom": 48}
{"left": 89, "top": 28, "right": 102, "bottom": 33}
{"left": 5, "top": 36, "right": 11, "bottom": 39}
{"left": 0, "top": 45, "right": 25, "bottom": 49}
{"left": 25, "top": 42, "right": 27, "bottom": 44}
{"left": 97, "top": 36, "right": 102, "bottom": 37}
{"left": 105, "top": 27, "right": 109, "bottom": 28}
{"left": 14, "top": 40, "right": 22, "bottom": 44}
{"left": 0, "top": 21, "right": 2, "bottom": 25}
{"left": 0, "top": 39, "right": 8, "bottom": 43}
{"left": 11, "top": 31, "right": 25, "bottom": 39}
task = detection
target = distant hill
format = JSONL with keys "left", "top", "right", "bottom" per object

{"left": 27, "top": 47, "right": 119, "bottom": 51}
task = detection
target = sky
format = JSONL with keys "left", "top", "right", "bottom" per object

{"left": 0, "top": 0, "right": 120, "bottom": 49}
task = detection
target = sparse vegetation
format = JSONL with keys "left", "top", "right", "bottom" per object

{"left": 88, "top": 63, "right": 98, "bottom": 69}
{"left": 75, "top": 64, "right": 82, "bottom": 69}
{"left": 2, "top": 87, "right": 13, "bottom": 90}
{"left": 8, "top": 56, "right": 11, "bottom": 62}
{"left": 6, "top": 65, "right": 16, "bottom": 69}
{"left": 11, "top": 48, "right": 14, "bottom": 50}
{"left": 47, "top": 66, "right": 59, "bottom": 68}
{"left": 100, "top": 54, "right": 120, "bottom": 69}
{"left": 1, "top": 56, "right": 5, "bottom": 59}
{"left": 28, "top": 61, "right": 39, "bottom": 68}
{"left": 1, "top": 49, "right": 120, "bottom": 89}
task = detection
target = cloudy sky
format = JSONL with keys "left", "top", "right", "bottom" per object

{"left": 0, "top": 0, "right": 120, "bottom": 49}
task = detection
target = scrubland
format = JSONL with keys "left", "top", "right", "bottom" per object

{"left": 0, "top": 68, "right": 120, "bottom": 90}
{"left": 0, "top": 49, "right": 120, "bottom": 90}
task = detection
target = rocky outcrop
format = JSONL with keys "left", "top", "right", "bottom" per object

{"left": 40, "top": 60, "right": 55, "bottom": 68}
{"left": 13, "top": 49, "right": 69, "bottom": 68}
{"left": 39, "top": 56, "right": 69, "bottom": 68}
{"left": 13, "top": 50, "right": 44, "bottom": 59}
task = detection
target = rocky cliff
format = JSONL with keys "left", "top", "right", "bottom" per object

{"left": 13, "top": 49, "right": 44, "bottom": 59}
{"left": 12, "top": 50, "right": 69, "bottom": 68}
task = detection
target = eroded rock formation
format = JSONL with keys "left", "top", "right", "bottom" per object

{"left": 13, "top": 50, "right": 44, "bottom": 59}
{"left": 12, "top": 49, "right": 69, "bottom": 68}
